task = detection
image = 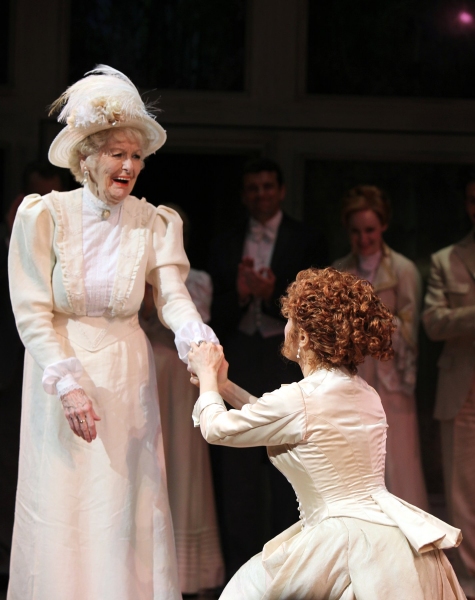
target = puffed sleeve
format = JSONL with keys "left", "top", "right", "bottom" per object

{"left": 8, "top": 194, "right": 73, "bottom": 370}
{"left": 146, "top": 205, "right": 218, "bottom": 358}
{"left": 192, "top": 383, "right": 307, "bottom": 447}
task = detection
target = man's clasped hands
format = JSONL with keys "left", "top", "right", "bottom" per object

{"left": 237, "top": 257, "right": 276, "bottom": 304}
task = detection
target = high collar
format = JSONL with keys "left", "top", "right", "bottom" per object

{"left": 82, "top": 184, "right": 124, "bottom": 216}
{"left": 358, "top": 249, "right": 382, "bottom": 272}
{"left": 338, "top": 244, "right": 397, "bottom": 292}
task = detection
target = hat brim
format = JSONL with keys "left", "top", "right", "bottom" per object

{"left": 48, "top": 116, "right": 167, "bottom": 168}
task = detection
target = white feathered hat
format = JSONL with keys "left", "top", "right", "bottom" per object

{"left": 48, "top": 65, "right": 166, "bottom": 168}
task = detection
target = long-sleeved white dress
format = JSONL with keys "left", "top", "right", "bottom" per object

{"left": 7, "top": 187, "right": 214, "bottom": 600}
{"left": 193, "top": 368, "right": 465, "bottom": 600}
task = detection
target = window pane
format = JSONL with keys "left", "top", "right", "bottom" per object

{"left": 0, "top": 0, "right": 12, "bottom": 85}
{"left": 70, "top": 0, "right": 246, "bottom": 91}
{"left": 307, "top": 0, "right": 475, "bottom": 97}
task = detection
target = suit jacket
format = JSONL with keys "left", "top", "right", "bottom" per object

{"left": 334, "top": 245, "right": 421, "bottom": 396}
{"left": 208, "top": 213, "right": 328, "bottom": 341}
{"left": 422, "top": 232, "right": 475, "bottom": 420}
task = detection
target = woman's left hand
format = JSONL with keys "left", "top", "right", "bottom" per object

{"left": 60, "top": 388, "right": 101, "bottom": 443}
{"left": 189, "top": 344, "right": 229, "bottom": 390}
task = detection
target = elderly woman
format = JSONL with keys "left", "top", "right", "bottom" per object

{"left": 188, "top": 268, "right": 464, "bottom": 600}
{"left": 333, "top": 185, "right": 429, "bottom": 511}
{"left": 7, "top": 66, "right": 216, "bottom": 600}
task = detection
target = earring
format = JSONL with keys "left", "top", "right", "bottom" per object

{"left": 297, "top": 346, "right": 301, "bottom": 359}
{"left": 82, "top": 170, "right": 89, "bottom": 186}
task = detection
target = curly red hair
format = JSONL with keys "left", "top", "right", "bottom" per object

{"left": 281, "top": 267, "right": 395, "bottom": 375}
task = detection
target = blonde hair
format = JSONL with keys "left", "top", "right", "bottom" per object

{"left": 69, "top": 127, "right": 148, "bottom": 183}
{"left": 341, "top": 185, "right": 392, "bottom": 228}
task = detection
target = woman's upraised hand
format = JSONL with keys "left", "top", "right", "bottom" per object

{"left": 188, "top": 342, "right": 227, "bottom": 394}
{"left": 188, "top": 341, "right": 223, "bottom": 375}
{"left": 60, "top": 388, "right": 101, "bottom": 443}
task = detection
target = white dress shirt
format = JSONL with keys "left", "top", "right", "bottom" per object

{"left": 82, "top": 185, "right": 123, "bottom": 316}
{"left": 239, "top": 210, "right": 285, "bottom": 338}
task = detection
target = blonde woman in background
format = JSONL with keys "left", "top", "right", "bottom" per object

{"left": 334, "top": 185, "right": 429, "bottom": 510}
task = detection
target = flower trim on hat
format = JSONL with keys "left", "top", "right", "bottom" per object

{"left": 50, "top": 65, "right": 156, "bottom": 131}
{"left": 65, "top": 97, "right": 146, "bottom": 130}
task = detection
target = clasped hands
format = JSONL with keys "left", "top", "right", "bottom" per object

{"left": 188, "top": 341, "right": 228, "bottom": 391}
{"left": 237, "top": 257, "right": 276, "bottom": 304}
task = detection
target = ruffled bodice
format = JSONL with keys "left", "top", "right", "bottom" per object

{"left": 9, "top": 189, "right": 217, "bottom": 395}
{"left": 38, "top": 187, "right": 191, "bottom": 319}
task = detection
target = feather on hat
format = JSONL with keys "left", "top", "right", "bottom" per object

{"left": 48, "top": 65, "right": 166, "bottom": 168}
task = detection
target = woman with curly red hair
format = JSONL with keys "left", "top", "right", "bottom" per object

{"left": 188, "top": 267, "right": 464, "bottom": 599}
{"left": 334, "top": 185, "right": 429, "bottom": 511}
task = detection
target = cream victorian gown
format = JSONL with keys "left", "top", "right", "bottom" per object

{"left": 334, "top": 245, "right": 429, "bottom": 510}
{"left": 7, "top": 187, "right": 215, "bottom": 600}
{"left": 193, "top": 368, "right": 465, "bottom": 600}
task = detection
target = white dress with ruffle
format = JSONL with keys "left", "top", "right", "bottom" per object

{"left": 193, "top": 368, "right": 465, "bottom": 600}
{"left": 7, "top": 188, "right": 215, "bottom": 600}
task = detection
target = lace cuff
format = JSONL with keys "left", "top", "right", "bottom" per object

{"left": 42, "top": 357, "right": 83, "bottom": 395}
{"left": 56, "top": 374, "right": 83, "bottom": 398}
{"left": 174, "top": 321, "right": 220, "bottom": 364}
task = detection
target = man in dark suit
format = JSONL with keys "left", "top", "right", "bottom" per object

{"left": 208, "top": 158, "right": 328, "bottom": 579}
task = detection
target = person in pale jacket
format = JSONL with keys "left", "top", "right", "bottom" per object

{"left": 334, "top": 185, "right": 429, "bottom": 510}
{"left": 423, "top": 174, "right": 475, "bottom": 581}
